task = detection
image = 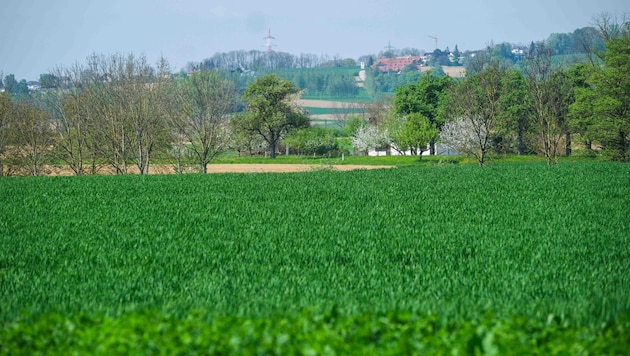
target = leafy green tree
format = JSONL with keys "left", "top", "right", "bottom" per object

{"left": 284, "top": 127, "right": 338, "bottom": 156}
{"left": 343, "top": 115, "right": 367, "bottom": 137}
{"left": 237, "top": 74, "right": 309, "bottom": 158}
{"left": 497, "top": 69, "right": 534, "bottom": 154}
{"left": 392, "top": 72, "right": 452, "bottom": 154}
{"left": 3, "top": 74, "right": 28, "bottom": 95}
{"left": 389, "top": 113, "right": 437, "bottom": 159}
{"left": 567, "top": 64, "right": 597, "bottom": 150}
{"left": 586, "top": 34, "right": 630, "bottom": 160}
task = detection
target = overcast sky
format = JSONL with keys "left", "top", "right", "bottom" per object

{"left": 1, "top": 0, "right": 628, "bottom": 80}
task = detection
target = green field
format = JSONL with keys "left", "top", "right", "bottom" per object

{"left": 1, "top": 162, "right": 629, "bottom": 353}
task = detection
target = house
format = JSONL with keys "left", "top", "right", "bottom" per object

{"left": 27, "top": 81, "right": 40, "bottom": 91}
{"left": 371, "top": 55, "right": 424, "bottom": 73}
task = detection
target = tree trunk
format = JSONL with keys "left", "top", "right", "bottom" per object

{"left": 269, "top": 140, "right": 277, "bottom": 159}
{"left": 517, "top": 126, "right": 526, "bottom": 155}
{"left": 565, "top": 132, "right": 571, "bottom": 156}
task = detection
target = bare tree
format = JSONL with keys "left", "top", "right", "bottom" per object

{"left": 523, "top": 43, "right": 572, "bottom": 165}
{"left": 0, "top": 90, "right": 12, "bottom": 175}
{"left": 11, "top": 99, "right": 53, "bottom": 176}
{"left": 445, "top": 57, "right": 504, "bottom": 166}
{"left": 83, "top": 53, "right": 132, "bottom": 174}
{"left": 174, "top": 70, "right": 236, "bottom": 173}
{"left": 44, "top": 64, "right": 93, "bottom": 175}
{"left": 331, "top": 102, "right": 367, "bottom": 131}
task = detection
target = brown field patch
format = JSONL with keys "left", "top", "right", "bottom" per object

{"left": 37, "top": 164, "right": 395, "bottom": 176}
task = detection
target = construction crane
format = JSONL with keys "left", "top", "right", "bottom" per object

{"left": 428, "top": 35, "right": 438, "bottom": 50}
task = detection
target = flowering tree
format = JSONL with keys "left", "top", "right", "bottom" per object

{"left": 440, "top": 117, "right": 487, "bottom": 160}
{"left": 351, "top": 125, "right": 389, "bottom": 155}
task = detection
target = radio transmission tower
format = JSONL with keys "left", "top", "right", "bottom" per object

{"left": 264, "top": 27, "right": 275, "bottom": 53}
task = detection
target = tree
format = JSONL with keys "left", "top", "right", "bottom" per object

{"left": 444, "top": 58, "right": 505, "bottom": 167}
{"left": 567, "top": 64, "right": 597, "bottom": 150}
{"left": 343, "top": 115, "right": 368, "bottom": 137}
{"left": 3, "top": 74, "right": 28, "bottom": 95}
{"left": 11, "top": 98, "right": 53, "bottom": 175}
{"left": 440, "top": 117, "right": 484, "bottom": 158}
{"left": 0, "top": 92, "right": 12, "bottom": 175}
{"left": 284, "top": 127, "right": 338, "bottom": 156}
{"left": 237, "top": 74, "right": 309, "bottom": 158}
{"left": 398, "top": 113, "right": 439, "bottom": 159}
{"left": 496, "top": 69, "right": 534, "bottom": 154}
{"left": 39, "top": 73, "right": 58, "bottom": 89}
{"left": 83, "top": 53, "right": 132, "bottom": 174}
{"left": 587, "top": 34, "right": 630, "bottom": 160}
{"left": 523, "top": 43, "right": 573, "bottom": 165}
{"left": 392, "top": 73, "right": 452, "bottom": 154}
{"left": 174, "top": 70, "right": 236, "bottom": 173}
{"left": 351, "top": 125, "right": 389, "bottom": 155}
{"left": 44, "top": 64, "right": 93, "bottom": 175}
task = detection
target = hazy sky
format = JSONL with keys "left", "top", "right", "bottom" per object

{"left": 1, "top": 0, "right": 628, "bottom": 80}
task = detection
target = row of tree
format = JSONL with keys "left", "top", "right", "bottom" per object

{"left": 350, "top": 15, "right": 629, "bottom": 165}
{"left": 0, "top": 14, "right": 627, "bottom": 175}
{"left": 0, "top": 52, "right": 312, "bottom": 176}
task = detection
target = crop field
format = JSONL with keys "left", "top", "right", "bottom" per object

{"left": 1, "top": 162, "right": 629, "bottom": 353}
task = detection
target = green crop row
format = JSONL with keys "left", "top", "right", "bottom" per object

{"left": 2, "top": 310, "right": 628, "bottom": 355}
{"left": 1, "top": 162, "right": 629, "bottom": 352}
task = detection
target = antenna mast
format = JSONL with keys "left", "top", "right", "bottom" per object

{"left": 264, "top": 27, "right": 275, "bottom": 53}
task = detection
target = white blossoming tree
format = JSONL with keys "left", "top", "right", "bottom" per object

{"left": 351, "top": 125, "right": 389, "bottom": 155}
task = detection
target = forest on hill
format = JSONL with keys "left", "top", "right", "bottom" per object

{"left": 177, "top": 25, "right": 606, "bottom": 99}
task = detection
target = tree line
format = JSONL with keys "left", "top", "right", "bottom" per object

{"left": 0, "top": 14, "right": 627, "bottom": 175}
{"left": 0, "top": 53, "right": 313, "bottom": 176}
{"left": 351, "top": 14, "right": 629, "bottom": 166}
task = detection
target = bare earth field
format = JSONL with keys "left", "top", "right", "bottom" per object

{"left": 41, "top": 164, "right": 395, "bottom": 176}
{"left": 296, "top": 99, "right": 361, "bottom": 109}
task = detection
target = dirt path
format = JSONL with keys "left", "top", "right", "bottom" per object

{"left": 40, "top": 164, "right": 395, "bottom": 176}
{"left": 296, "top": 99, "right": 363, "bottom": 109}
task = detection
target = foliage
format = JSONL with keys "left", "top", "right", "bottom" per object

{"left": 2, "top": 74, "right": 28, "bottom": 96}
{"left": 582, "top": 34, "right": 630, "bottom": 161}
{"left": 351, "top": 125, "right": 389, "bottom": 153}
{"left": 393, "top": 73, "right": 453, "bottom": 154}
{"left": 440, "top": 117, "right": 482, "bottom": 156}
{"left": 342, "top": 115, "right": 368, "bottom": 137}
{"left": 444, "top": 58, "right": 506, "bottom": 166}
{"left": 284, "top": 127, "right": 339, "bottom": 156}
{"left": 235, "top": 74, "right": 310, "bottom": 158}
{"left": 2, "top": 310, "right": 628, "bottom": 355}
{"left": 388, "top": 113, "right": 437, "bottom": 158}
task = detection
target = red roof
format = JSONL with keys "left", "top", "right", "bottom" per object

{"left": 372, "top": 56, "right": 422, "bottom": 72}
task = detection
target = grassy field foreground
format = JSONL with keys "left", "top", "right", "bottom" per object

{"left": 1, "top": 162, "right": 629, "bottom": 353}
